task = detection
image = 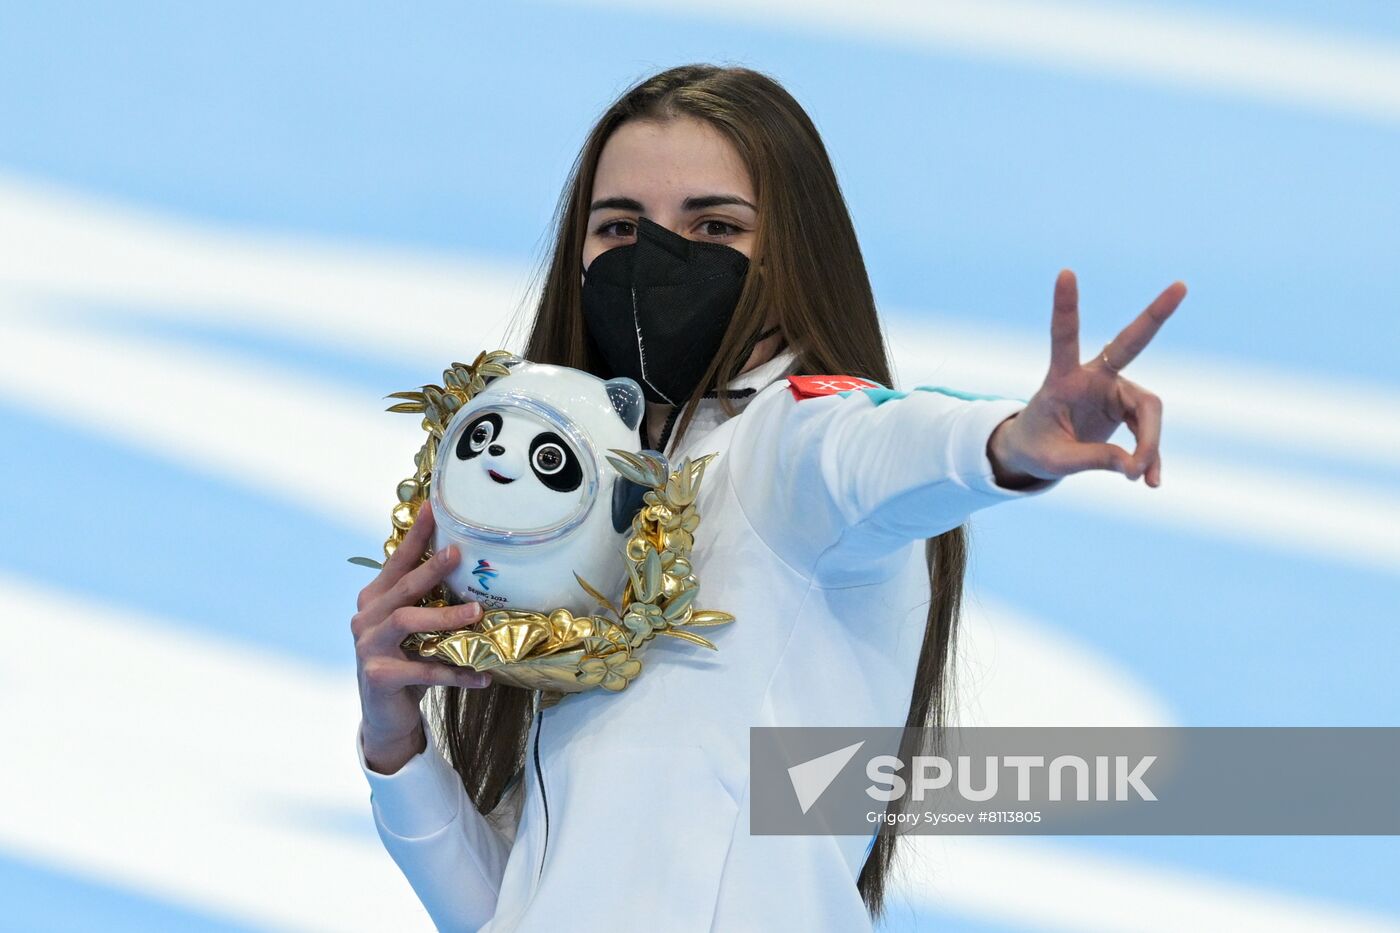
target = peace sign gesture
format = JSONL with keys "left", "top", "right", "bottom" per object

{"left": 986, "top": 270, "right": 1187, "bottom": 489}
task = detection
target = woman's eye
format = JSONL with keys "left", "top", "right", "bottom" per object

{"left": 533, "top": 444, "right": 565, "bottom": 474}
{"left": 598, "top": 220, "right": 636, "bottom": 238}
{"left": 700, "top": 219, "right": 740, "bottom": 237}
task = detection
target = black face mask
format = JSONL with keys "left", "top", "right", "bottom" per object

{"left": 581, "top": 216, "right": 775, "bottom": 405}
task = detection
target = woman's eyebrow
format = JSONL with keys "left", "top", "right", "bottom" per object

{"left": 589, "top": 196, "right": 644, "bottom": 213}
{"left": 587, "top": 194, "right": 757, "bottom": 213}
{"left": 683, "top": 194, "right": 756, "bottom": 211}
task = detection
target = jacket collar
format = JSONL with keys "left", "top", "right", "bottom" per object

{"left": 655, "top": 347, "right": 799, "bottom": 457}
{"left": 715, "top": 346, "right": 800, "bottom": 396}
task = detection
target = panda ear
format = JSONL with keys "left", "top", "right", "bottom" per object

{"left": 604, "top": 378, "right": 645, "bottom": 431}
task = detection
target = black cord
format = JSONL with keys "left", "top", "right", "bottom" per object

{"left": 533, "top": 708, "right": 548, "bottom": 881}
{"left": 701, "top": 387, "right": 759, "bottom": 400}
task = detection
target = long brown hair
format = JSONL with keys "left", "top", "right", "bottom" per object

{"left": 431, "top": 63, "right": 965, "bottom": 919}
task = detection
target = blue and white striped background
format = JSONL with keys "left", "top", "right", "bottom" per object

{"left": 1, "top": 2, "right": 1396, "bottom": 930}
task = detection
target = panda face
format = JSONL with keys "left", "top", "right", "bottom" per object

{"left": 438, "top": 407, "right": 591, "bottom": 532}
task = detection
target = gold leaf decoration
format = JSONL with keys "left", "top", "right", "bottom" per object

{"left": 573, "top": 572, "right": 619, "bottom": 618}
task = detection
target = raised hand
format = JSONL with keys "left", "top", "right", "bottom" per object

{"left": 987, "top": 269, "right": 1186, "bottom": 489}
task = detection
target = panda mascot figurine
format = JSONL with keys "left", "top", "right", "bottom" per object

{"left": 361, "top": 351, "right": 732, "bottom": 695}
{"left": 429, "top": 359, "right": 648, "bottom": 617}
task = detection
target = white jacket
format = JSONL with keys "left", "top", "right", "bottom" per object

{"left": 356, "top": 348, "right": 1060, "bottom": 931}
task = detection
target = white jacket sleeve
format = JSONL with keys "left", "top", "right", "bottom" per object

{"left": 357, "top": 711, "right": 512, "bottom": 931}
{"left": 727, "top": 380, "right": 1062, "bottom": 587}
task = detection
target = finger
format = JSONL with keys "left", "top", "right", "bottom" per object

{"left": 1119, "top": 381, "right": 1163, "bottom": 478}
{"left": 371, "top": 600, "right": 484, "bottom": 653}
{"left": 1146, "top": 452, "right": 1162, "bottom": 488}
{"left": 361, "top": 656, "right": 493, "bottom": 692}
{"left": 364, "top": 542, "right": 462, "bottom": 622}
{"left": 1048, "top": 269, "right": 1081, "bottom": 377}
{"left": 1047, "top": 440, "right": 1138, "bottom": 479}
{"left": 382, "top": 499, "right": 437, "bottom": 583}
{"left": 1101, "top": 280, "right": 1186, "bottom": 372}
{"left": 360, "top": 500, "right": 437, "bottom": 608}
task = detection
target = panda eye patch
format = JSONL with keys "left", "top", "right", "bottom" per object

{"left": 528, "top": 431, "right": 583, "bottom": 493}
{"left": 457, "top": 413, "right": 503, "bottom": 460}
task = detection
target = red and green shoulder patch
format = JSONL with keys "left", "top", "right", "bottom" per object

{"left": 786, "top": 375, "right": 881, "bottom": 401}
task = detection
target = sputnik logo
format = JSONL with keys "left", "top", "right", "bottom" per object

{"left": 788, "top": 741, "right": 866, "bottom": 814}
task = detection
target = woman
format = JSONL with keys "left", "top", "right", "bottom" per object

{"left": 352, "top": 64, "right": 1181, "bottom": 931}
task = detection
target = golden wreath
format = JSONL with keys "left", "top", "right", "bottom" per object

{"left": 349, "top": 350, "right": 734, "bottom": 706}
